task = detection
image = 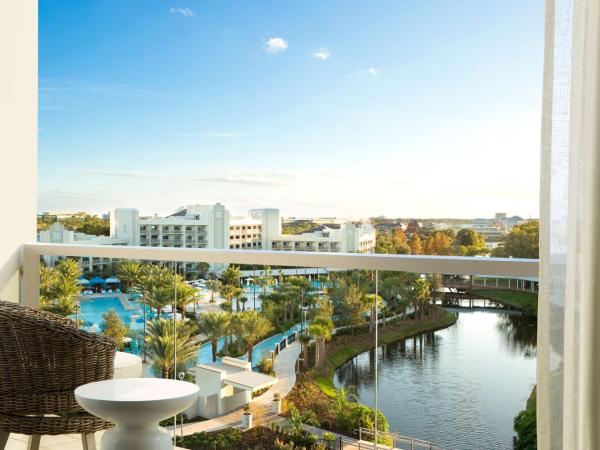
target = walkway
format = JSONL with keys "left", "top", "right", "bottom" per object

{"left": 170, "top": 340, "right": 301, "bottom": 435}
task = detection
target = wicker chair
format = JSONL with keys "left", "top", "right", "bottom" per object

{"left": 0, "top": 300, "right": 117, "bottom": 450}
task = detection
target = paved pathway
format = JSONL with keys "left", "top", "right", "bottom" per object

{"left": 170, "top": 341, "right": 301, "bottom": 435}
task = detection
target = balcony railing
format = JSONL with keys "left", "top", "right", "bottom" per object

{"left": 21, "top": 242, "right": 538, "bottom": 307}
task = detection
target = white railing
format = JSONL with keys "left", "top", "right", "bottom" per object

{"left": 20, "top": 242, "right": 539, "bottom": 307}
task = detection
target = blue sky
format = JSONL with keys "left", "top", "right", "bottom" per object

{"left": 39, "top": 0, "right": 544, "bottom": 218}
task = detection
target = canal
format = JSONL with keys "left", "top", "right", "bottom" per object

{"left": 333, "top": 308, "right": 537, "bottom": 450}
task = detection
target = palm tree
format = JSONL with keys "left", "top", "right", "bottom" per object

{"left": 172, "top": 281, "right": 199, "bottom": 316}
{"left": 257, "top": 267, "right": 275, "bottom": 296}
{"left": 308, "top": 307, "right": 333, "bottom": 368}
{"left": 232, "top": 311, "right": 272, "bottom": 365}
{"left": 299, "top": 334, "right": 311, "bottom": 368}
{"left": 221, "top": 265, "right": 241, "bottom": 287}
{"left": 118, "top": 261, "right": 144, "bottom": 291}
{"left": 205, "top": 279, "right": 222, "bottom": 303}
{"left": 149, "top": 286, "right": 172, "bottom": 318}
{"left": 145, "top": 318, "right": 200, "bottom": 379}
{"left": 39, "top": 265, "right": 59, "bottom": 306}
{"left": 55, "top": 258, "right": 82, "bottom": 280}
{"left": 198, "top": 311, "right": 230, "bottom": 362}
{"left": 42, "top": 269, "right": 81, "bottom": 318}
{"left": 219, "top": 284, "right": 244, "bottom": 312}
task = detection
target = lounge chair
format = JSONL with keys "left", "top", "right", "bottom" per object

{"left": 0, "top": 300, "right": 116, "bottom": 450}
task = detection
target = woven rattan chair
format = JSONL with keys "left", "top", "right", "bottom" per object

{"left": 0, "top": 300, "right": 117, "bottom": 450}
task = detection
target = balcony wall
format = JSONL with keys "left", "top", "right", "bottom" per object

{"left": 0, "top": 1, "right": 37, "bottom": 302}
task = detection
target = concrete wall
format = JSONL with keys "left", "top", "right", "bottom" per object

{"left": 0, "top": 1, "right": 37, "bottom": 302}
{"left": 111, "top": 208, "right": 140, "bottom": 245}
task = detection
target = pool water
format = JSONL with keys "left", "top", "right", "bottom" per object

{"left": 77, "top": 296, "right": 302, "bottom": 372}
{"left": 77, "top": 296, "right": 148, "bottom": 332}
{"left": 196, "top": 323, "right": 302, "bottom": 368}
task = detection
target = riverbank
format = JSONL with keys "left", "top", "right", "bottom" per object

{"left": 314, "top": 307, "right": 458, "bottom": 396}
{"left": 470, "top": 288, "right": 538, "bottom": 316}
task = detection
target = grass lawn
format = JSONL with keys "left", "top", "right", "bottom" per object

{"left": 470, "top": 288, "right": 538, "bottom": 316}
{"left": 315, "top": 308, "right": 458, "bottom": 397}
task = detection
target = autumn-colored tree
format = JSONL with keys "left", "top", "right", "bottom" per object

{"left": 409, "top": 234, "right": 423, "bottom": 255}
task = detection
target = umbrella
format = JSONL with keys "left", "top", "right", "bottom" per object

{"left": 89, "top": 276, "right": 106, "bottom": 286}
{"left": 105, "top": 277, "right": 121, "bottom": 284}
{"left": 77, "top": 277, "right": 89, "bottom": 285}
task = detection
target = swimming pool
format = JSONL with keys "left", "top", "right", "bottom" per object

{"left": 77, "top": 296, "right": 148, "bottom": 332}
{"left": 196, "top": 323, "right": 302, "bottom": 368}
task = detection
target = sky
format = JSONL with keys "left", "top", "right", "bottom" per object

{"left": 39, "top": 0, "right": 544, "bottom": 219}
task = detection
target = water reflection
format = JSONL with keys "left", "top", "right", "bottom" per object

{"left": 333, "top": 310, "right": 537, "bottom": 450}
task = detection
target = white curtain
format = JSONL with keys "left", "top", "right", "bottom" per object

{"left": 539, "top": 0, "right": 600, "bottom": 448}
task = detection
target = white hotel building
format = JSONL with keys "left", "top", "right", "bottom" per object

{"left": 110, "top": 204, "right": 375, "bottom": 255}
{"left": 39, "top": 204, "right": 375, "bottom": 275}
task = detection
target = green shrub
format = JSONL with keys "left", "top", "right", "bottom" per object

{"left": 514, "top": 388, "right": 537, "bottom": 450}
{"left": 175, "top": 428, "right": 242, "bottom": 449}
{"left": 347, "top": 403, "right": 389, "bottom": 435}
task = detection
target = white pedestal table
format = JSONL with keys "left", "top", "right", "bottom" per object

{"left": 75, "top": 378, "right": 199, "bottom": 450}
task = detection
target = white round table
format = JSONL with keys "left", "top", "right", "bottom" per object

{"left": 75, "top": 378, "right": 199, "bottom": 450}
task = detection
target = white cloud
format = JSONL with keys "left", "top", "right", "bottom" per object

{"left": 312, "top": 48, "right": 331, "bottom": 61}
{"left": 367, "top": 67, "right": 379, "bottom": 75}
{"left": 265, "top": 37, "right": 288, "bottom": 54}
{"left": 170, "top": 7, "right": 194, "bottom": 17}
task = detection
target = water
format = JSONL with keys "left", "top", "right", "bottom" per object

{"left": 77, "top": 296, "right": 149, "bottom": 332}
{"left": 196, "top": 323, "right": 302, "bottom": 368}
{"left": 333, "top": 309, "right": 537, "bottom": 450}
{"left": 78, "top": 296, "right": 302, "bottom": 370}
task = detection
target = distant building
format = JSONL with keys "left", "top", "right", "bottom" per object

{"left": 373, "top": 219, "right": 406, "bottom": 234}
{"left": 38, "top": 222, "right": 128, "bottom": 274}
{"left": 106, "top": 205, "right": 376, "bottom": 275}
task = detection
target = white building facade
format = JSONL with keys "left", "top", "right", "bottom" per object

{"left": 38, "top": 223, "right": 128, "bottom": 274}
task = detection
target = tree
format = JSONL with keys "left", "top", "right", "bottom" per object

{"left": 456, "top": 228, "right": 485, "bottom": 247}
{"left": 411, "top": 278, "right": 431, "bottom": 318}
{"left": 493, "top": 221, "right": 539, "bottom": 258}
{"left": 40, "top": 259, "right": 82, "bottom": 318}
{"left": 257, "top": 266, "right": 275, "bottom": 296}
{"left": 172, "top": 281, "right": 200, "bottom": 316}
{"left": 339, "top": 285, "right": 369, "bottom": 327}
{"left": 366, "top": 293, "right": 384, "bottom": 332}
{"left": 308, "top": 303, "right": 333, "bottom": 368}
{"left": 198, "top": 311, "right": 230, "bottom": 362}
{"left": 102, "top": 308, "right": 129, "bottom": 350}
{"left": 219, "top": 284, "right": 244, "bottom": 312}
{"left": 333, "top": 386, "right": 357, "bottom": 428}
{"left": 145, "top": 318, "right": 200, "bottom": 379}
{"left": 39, "top": 265, "right": 59, "bottom": 306}
{"left": 118, "top": 261, "right": 144, "bottom": 291}
{"left": 231, "top": 311, "right": 272, "bottom": 364}
{"left": 375, "top": 230, "right": 410, "bottom": 254}
{"left": 145, "top": 286, "right": 172, "bottom": 319}
{"left": 205, "top": 279, "right": 222, "bottom": 302}
{"left": 299, "top": 334, "right": 311, "bottom": 368}
{"left": 287, "top": 276, "right": 314, "bottom": 312}
{"left": 221, "top": 266, "right": 241, "bottom": 287}
{"left": 409, "top": 234, "right": 423, "bottom": 255}
{"left": 61, "top": 212, "right": 110, "bottom": 236}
